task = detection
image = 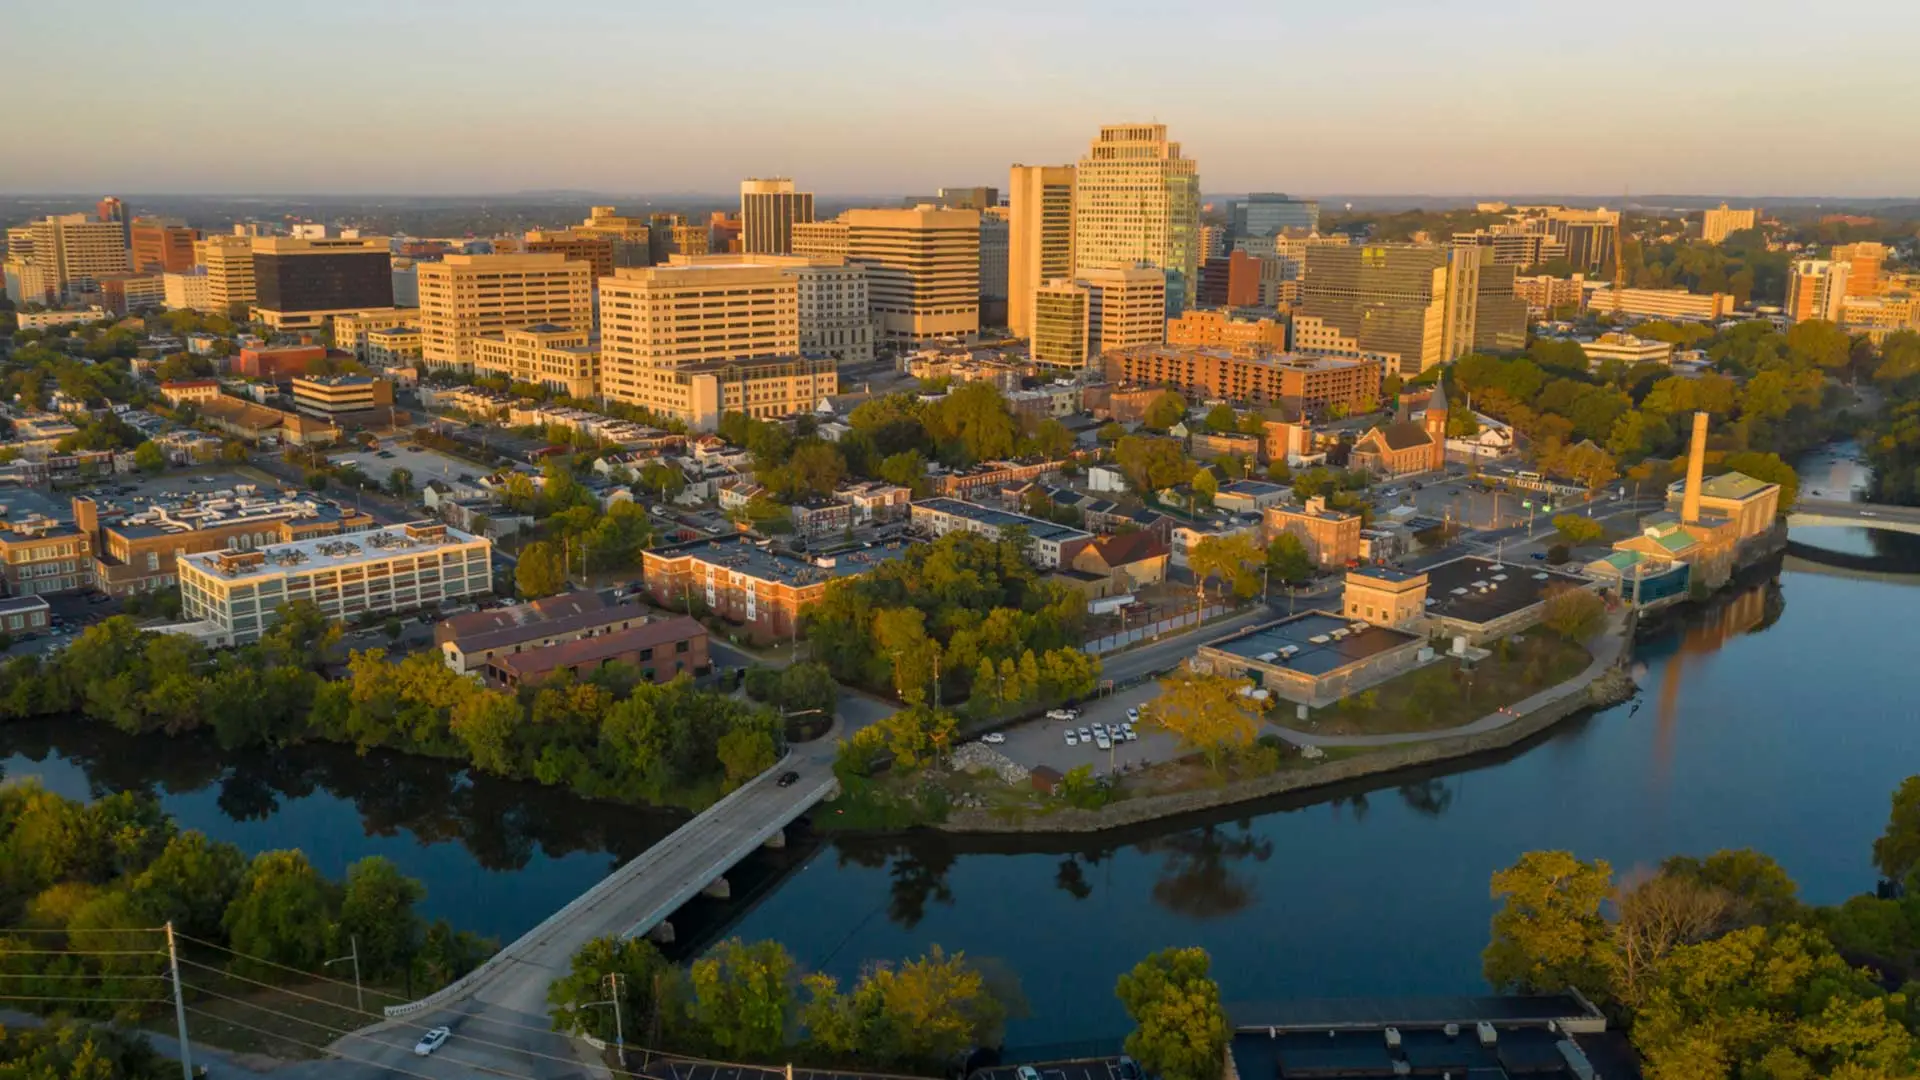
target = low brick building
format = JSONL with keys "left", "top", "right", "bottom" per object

{"left": 486, "top": 616, "right": 708, "bottom": 688}
{"left": 643, "top": 536, "right": 910, "bottom": 645}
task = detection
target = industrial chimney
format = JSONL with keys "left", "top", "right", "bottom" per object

{"left": 1681, "top": 411, "right": 1708, "bottom": 524}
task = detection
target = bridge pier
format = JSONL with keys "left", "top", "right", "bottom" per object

{"left": 702, "top": 877, "right": 731, "bottom": 900}
{"left": 647, "top": 921, "right": 675, "bottom": 945}
{"left": 763, "top": 828, "right": 786, "bottom": 849}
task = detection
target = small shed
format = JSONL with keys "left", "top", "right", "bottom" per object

{"left": 1030, "top": 765, "right": 1064, "bottom": 795}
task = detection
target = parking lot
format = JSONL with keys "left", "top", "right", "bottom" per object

{"left": 975, "top": 1057, "right": 1135, "bottom": 1080}
{"left": 984, "top": 680, "right": 1190, "bottom": 778}
{"left": 335, "top": 434, "right": 481, "bottom": 491}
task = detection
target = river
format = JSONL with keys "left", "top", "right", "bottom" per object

{"left": 5, "top": 449, "right": 1918, "bottom": 1046}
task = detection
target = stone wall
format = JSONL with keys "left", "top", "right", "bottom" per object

{"left": 939, "top": 661, "right": 1637, "bottom": 835}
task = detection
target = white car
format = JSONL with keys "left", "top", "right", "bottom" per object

{"left": 1078, "top": 727, "right": 1092, "bottom": 742}
{"left": 1094, "top": 732, "right": 1112, "bottom": 751}
{"left": 980, "top": 732, "right": 1006, "bottom": 745}
{"left": 1046, "top": 708, "right": 1078, "bottom": 721}
{"left": 1089, "top": 723, "right": 1107, "bottom": 739}
{"left": 1126, "top": 707, "right": 1140, "bottom": 723}
{"left": 1064, "top": 731, "right": 1078, "bottom": 747}
{"left": 1124, "top": 726, "right": 1140, "bottom": 742}
{"left": 413, "top": 1027, "right": 451, "bottom": 1056}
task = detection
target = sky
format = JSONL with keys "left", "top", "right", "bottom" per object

{"left": 8, "top": 0, "right": 1920, "bottom": 198}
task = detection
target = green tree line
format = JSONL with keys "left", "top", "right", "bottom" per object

{"left": 1483, "top": 775, "right": 1920, "bottom": 1079}
{"left": 0, "top": 604, "right": 783, "bottom": 810}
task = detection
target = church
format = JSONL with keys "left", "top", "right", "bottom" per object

{"left": 1349, "top": 380, "right": 1450, "bottom": 477}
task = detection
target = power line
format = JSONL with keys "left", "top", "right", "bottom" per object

{"left": 0, "top": 993, "right": 172, "bottom": 1005}
{"left": 0, "top": 972, "right": 168, "bottom": 981}
{"left": 0, "top": 948, "right": 162, "bottom": 956}
{"left": 178, "top": 1004, "right": 540, "bottom": 1080}
{"left": 172, "top": 932, "right": 412, "bottom": 1004}
{"left": 0, "top": 926, "right": 166, "bottom": 934}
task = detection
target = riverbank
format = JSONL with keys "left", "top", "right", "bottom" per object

{"left": 936, "top": 622, "right": 1637, "bottom": 835}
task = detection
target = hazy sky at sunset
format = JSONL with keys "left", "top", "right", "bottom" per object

{"left": 9, "top": 0, "right": 1919, "bottom": 197}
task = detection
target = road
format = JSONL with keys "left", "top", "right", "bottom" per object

{"left": 331, "top": 744, "right": 844, "bottom": 1080}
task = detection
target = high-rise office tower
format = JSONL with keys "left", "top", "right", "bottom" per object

{"left": 730, "top": 254, "right": 875, "bottom": 364}
{"left": 572, "top": 206, "right": 653, "bottom": 267}
{"left": 1072, "top": 124, "right": 1201, "bottom": 311}
{"left": 1786, "top": 260, "right": 1850, "bottom": 323}
{"left": 1008, "top": 164, "right": 1076, "bottom": 338}
{"left": 417, "top": 253, "right": 595, "bottom": 372}
{"left": 1296, "top": 243, "right": 1522, "bottom": 376}
{"left": 1081, "top": 266, "right": 1167, "bottom": 355}
{"left": 1832, "top": 242, "right": 1887, "bottom": 297}
{"left": 196, "top": 235, "right": 256, "bottom": 317}
{"left": 1545, "top": 208, "right": 1619, "bottom": 274}
{"left": 1231, "top": 193, "right": 1319, "bottom": 241}
{"left": 251, "top": 236, "right": 392, "bottom": 321}
{"left": 522, "top": 230, "right": 616, "bottom": 283}
{"left": 845, "top": 206, "right": 980, "bottom": 343}
{"left": 130, "top": 218, "right": 199, "bottom": 273}
{"left": 27, "top": 213, "right": 131, "bottom": 298}
{"left": 740, "top": 178, "right": 814, "bottom": 255}
{"left": 1031, "top": 281, "right": 1092, "bottom": 369}
{"left": 978, "top": 212, "right": 1009, "bottom": 329}
{"left": 1700, "top": 204, "right": 1759, "bottom": 245}
{"left": 792, "top": 219, "right": 850, "bottom": 260}
{"left": 96, "top": 196, "right": 130, "bottom": 246}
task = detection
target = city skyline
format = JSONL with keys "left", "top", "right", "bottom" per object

{"left": 9, "top": 0, "right": 1920, "bottom": 198}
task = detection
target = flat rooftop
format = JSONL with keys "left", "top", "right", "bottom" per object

{"left": 1228, "top": 994, "right": 1608, "bottom": 1080}
{"left": 1423, "top": 556, "right": 1586, "bottom": 626}
{"left": 181, "top": 521, "right": 484, "bottom": 582}
{"left": 92, "top": 491, "right": 362, "bottom": 540}
{"left": 1348, "top": 564, "right": 1424, "bottom": 584}
{"left": 912, "top": 497, "right": 1093, "bottom": 544}
{"left": 650, "top": 536, "right": 908, "bottom": 588}
{"left": 1205, "top": 611, "right": 1421, "bottom": 678}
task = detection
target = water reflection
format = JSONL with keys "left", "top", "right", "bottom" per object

{"left": 1397, "top": 778, "right": 1455, "bottom": 817}
{"left": 0, "top": 720, "right": 682, "bottom": 876}
{"left": 834, "top": 833, "right": 959, "bottom": 930}
{"left": 1137, "top": 821, "right": 1274, "bottom": 919}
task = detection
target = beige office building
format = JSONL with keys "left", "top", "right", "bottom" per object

{"left": 1029, "top": 266, "right": 1164, "bottom": 369}
{"left": 571, "top": 206, "right": 653, "bottom": 266}
{"left": 1298, "top": 243, "right": 1524, "bottom": 376}
{"left": 1833, "top": 242, "right": 1888, "bottom": 297}
{"left": 162, "top": 271, "right": 214, "bottom": 314}
{"left": 417, "top": 254, "right": 594, "bottom": 372}
{"left": 1787, "top": 259, "right": 1850, "bottom": 324}
{"left": 1587, "top": 285, "right": 1736, "bottom": 322}
{"left": 1701, "top": 204, "right": 1759, "bottom": 245}
{"left": 1072, "top": 124, "right": 1201, "bottom": 310}
{"left": 741, "top": 178, "right": 814, "bottom": 255}
{"left": 598, "top": 262, "right": 800, "bottom": 412}
{"left": 333, "top": 308, "right": 424, "bottom": 359}
{"left": 845, "top": 206, "right": 980, "bottom": 343}
{"left": 655, "top": 357, "right": 838, "bottom": 430}
{"left": 1007, "top": 164, "right": 1076, "bottom": 339}
{"left": 791, "top": 219, "right": 849, "bottom": 260}
{"left": 196, "top": 235, "right": 257, "bottom": 317}
{"left": 28, "top": 214, "right": 131, "bottom": 297}
{"left": 473, "top": 325, "right": 599, "bottom": 398}
{"left": 735, "top": 255, "right": 873, "bottom": 364}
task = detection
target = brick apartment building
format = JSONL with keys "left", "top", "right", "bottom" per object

{"left": 1105, "top": 345, "right": 1382, "bottom": 416}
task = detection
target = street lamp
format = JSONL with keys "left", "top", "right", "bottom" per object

{"left": 323, "top": 935, "right": 362, "bottom": 1013}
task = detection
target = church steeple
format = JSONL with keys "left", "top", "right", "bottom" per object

{"left": 1424, "top": 378, "right": 1450, "bottom": 470}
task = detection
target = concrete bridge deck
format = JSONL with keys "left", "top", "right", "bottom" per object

{"left": 1789, "top": 497, "right": 1920, "bottom": 535}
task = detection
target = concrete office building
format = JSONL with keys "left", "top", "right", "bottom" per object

{"left": 1787, "top": 259, "right": 1850, "bottom": 323}
{"left": 333, "top": 308, "right": 424, "bottom": 360}
{"left": 1231, "top": 193, "right": 1319, "bottom": 241}
{"left": 740, "top": 178, "right": 814, "bottom": 255}
{"left": 97, "top": 273, "right": 166, "bottom": 314}
{"left": 27, "top": 214, "right": 131, "bottom": 298}
{"left": 472, "top": 325, "right": 599, "bottom": 398}
{"left": 290, "top": 374, "right": 394, "bottom": 422}
{"left": 418, "top": 253, "right": 594, "bottom": 372}
{"left": 522, "top": 230, "right": 616, "bottom": 283}
{"left": 1701, "top": 204, "right": 1759, "bottom": 245}
{"left": 1587, "top": 285, "right": 1736, "bottom": 322}
{"left": 251, "top": 236, "right": 393, "bottom": 329}
{"left": 76, "top": 491, "right": 376, "bottom": 597}
{"left": 130, "top": 219, "right": 198, "bottom": 273}
{"left": 4, "top": 258, "right": 57, "bottom": 307}
{"left": 196, "top": 235, "right": 256, "bottom": 317}
{"left": 1073, "top": 124, "right": 1201, "bottom": 310}
{"left": 571, "top": 206, "right": 653, "bottom": 267}
{"left": 1082, "top": 266, "right": 1166, "bottom": 354}
{"left": 978, "top": 213, "right": 1009, "bottom": 329}
{"left": 652, "top": 356, "right": 837, "bottom": 431}
{"left": 1512, "top": 274, "right": 1587, "bottom": 317}
{"left": 1544, "top": 208, "right": 1618, "bottom": 274}
{"left": 791, "top": 219, "right": 849, "bottom": 260}
{"left": 162, "top": 270, "right": 213, "bottom": 314}
{"left": 845, "top": 206, "right": 980, "bottom": 344}
{"left": 180, "top": 522, "right": 491, "bottom": 645}
{"left": 1007, "top": 164, "right": 1076, "bottom": 339}
{"left": 1833, "top": 242, "right": 1888, "bottom": 297}
{"left": 731, "top": 255, "right": 873, "bottom": 364}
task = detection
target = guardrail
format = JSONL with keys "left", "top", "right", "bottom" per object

{"left": 379, "top": 747, "right": 804, "bottom": 1019}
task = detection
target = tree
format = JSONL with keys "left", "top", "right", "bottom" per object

{"left": 1718, "top": 452, "right": 1799, "bottom": 508}
{"left": 515, "top": 541, "right": 567, "bottom": 599}
{"left": 1097, "top": 421, "right": 1126, "bottom": 445}
{"left": 1482, "top": 850, "right": 1613, "bottom": 1000}
{"left": 1145, "top": 669, "right": 1261, "bottom": 772}
{"left": 132, "top": 441, "right": 165, "bottom": 474}
{"left": 1552, "top": 513, "right": 1605, "bottom": 545}
{"left": 1541, "top": 587, "right": 1606, "bottom": 641}
{"left": 127, "top": 831, "right": 245, "bottom": 942}
{"left": 0, "top": 1022, "right": 171, "bottom": 1080}
{"left": 223, "top": 850, "right": 335, "bottom": 970}
{"left": 1785, "top": 318, "right": 1852, "bottom": 372}
{"left": 1113, "top": 436, "right": 1189, "bottom": 494}
{"left": 1874, "top": 776, "right": 1920, "bottom": 887}
{"left": 877, "top": 450, "right": 928, "bottom": 493}
{"left": 1115, "top": 947, "right": 1229, "bottom": 1080}
{"left": 688, "top": 938, "right": 796, "bottom": 1058}
{"left": 1202, "top": 404, "right": 1238, "bottom": 433}
{"left": 1266, "top": 533, "right": 1314, "bottom": 585}
{"left": 1609, "top": 868, "right": 1733, "bottom": 1009}
{"left": 1190, "top": 467, "right": 1217, "bottom": 510}
{"left": 799, "top": 945, "right": 1004, "bottom": 1069}
{"left": 1190, "top": 532, "right": 1262, "bottom": 600}
{"left": 385, "top": 467, "right": 414, "bottom": 498}
{"left": 716, "top": 728, "right": 778, "bottom": 790}
{"left": 547, "top": 936, "right": 672, "bottom": 1044}
{"left": 337, "top": 856, "right": 425, "bottom": 977}
{"left": 1144, "top": 391, "right": 1187, "bottom": 431}
{"left": 1028, "top": 417, "right": 1075, "bottom": 460}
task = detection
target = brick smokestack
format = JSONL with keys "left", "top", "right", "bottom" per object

{"left": 1682, "top": 410, "right": 1708, "bottom": 524}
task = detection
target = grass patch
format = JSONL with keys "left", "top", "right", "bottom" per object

{"left": 1291, "top": 633, "right": 1590, "bottom": 737}
{"left": 144, "top": 975, "right": 406, "bottom": 1061}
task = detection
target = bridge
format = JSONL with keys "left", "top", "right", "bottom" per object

{"left": 1788, "top": 497, "right": 1920, "bottom": 536}
{"left": 330, "top": 742, "right": 843, "bottom": 1077}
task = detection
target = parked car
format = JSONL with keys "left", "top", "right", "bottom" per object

{"left": 1017, "top": 1068, "right": 1041, "bottom": 1080}
{"left": 980, "top": 732, "right": 1006, "bottom": 745}
{"left": 413, "top": 1027, "right": 450, "bottom": 1056}
{"left": 1094, "top": 732, "right": 1112, "bottom": 751}
{"left": 1064, "top": 731, "right": 1078, "bottom": 747}
{"left": 1123, "top": 727, "right": 1139, "bottom": 742}
{"left": 1046, "top": 708, "right": 1078, "bottom": 721}
{"left": 1126, "top": 707, "right": 1140, "bottom": 723}
{"left": 1078, "top": 727, "right": 1092, "bottom": 742}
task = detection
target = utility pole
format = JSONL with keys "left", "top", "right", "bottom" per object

{"left": 165, "top": 923, "right": 193, "bottom": 1080}
{"left": 325, "top": 934, "right": 363, "bottom": 1013}
{"left": 605, "top": 972, "right": 627, "bottom": 1068}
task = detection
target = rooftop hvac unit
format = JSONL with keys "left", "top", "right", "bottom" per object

{"left": 1309, "top": 634, "right": 1331, "bottom": 644}
{"left": 1443, "top": 1023, "right": 1460, "bottom": 1039}
{"left": 1349, "top": 621, "right": 1369, "bottom": 631}
{"left": 1279, "top": 645, "right": 1300, "bottom": 658}
{"left": 1384, "top": 1027, "right": 1402, "bottom": 1049}
{"left": 1257, "top": 651, "right": 1280, "bottom": 663}
{"left": 1492, "top": 574, "right": 1508, "bottom": 581}
{"left": 1477, "top": 1022, "right": 1498, "bottom": 1047}
{"left": 1329, "top": 628, "right": 1348, "bottom": 640}
{"left": 1451, "top": 587, "right": 1469, "bottom": 595}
